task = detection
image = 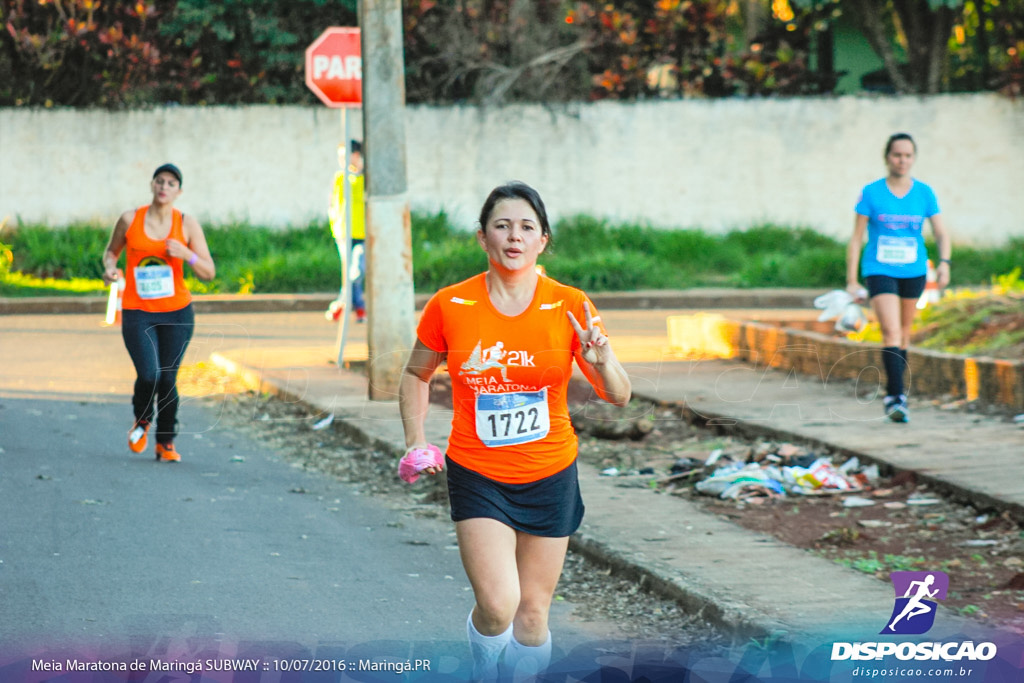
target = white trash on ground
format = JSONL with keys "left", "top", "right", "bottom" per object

{"left": 693, "top": 452, "right": 865, "bottom": 500}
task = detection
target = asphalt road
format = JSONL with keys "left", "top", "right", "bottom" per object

{"left": 1, "top": 393, "right": 468, "bottom": 645}
{"left": 0, "top": 313, "right": 636, "bottom": 677}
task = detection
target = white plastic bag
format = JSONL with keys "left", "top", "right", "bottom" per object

{"left": 813, "top": 290, "right": 853, "bottom": 322}
{"left": 814, "top": 289, "right": 867, "bottom": 333}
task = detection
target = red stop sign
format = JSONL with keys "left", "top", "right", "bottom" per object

{"left": 305, "top": 27, "right": 362, "bottom": 108}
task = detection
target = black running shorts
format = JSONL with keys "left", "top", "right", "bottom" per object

{"left": 865, "top": 274, "right": 927, "bottom": 300}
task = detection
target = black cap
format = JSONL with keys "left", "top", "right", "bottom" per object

{"left": 153, "top": 163, "right": 182, "bottom": 186}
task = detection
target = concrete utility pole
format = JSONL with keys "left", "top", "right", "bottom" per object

{"left": 360, "top": 0, "right": 415, "bottom": 401}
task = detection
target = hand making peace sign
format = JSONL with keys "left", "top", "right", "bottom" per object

{"left": 567, "top": 301, "right": 608, "bottom": 365}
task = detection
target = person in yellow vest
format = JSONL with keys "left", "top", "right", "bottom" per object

{"left": 101, "top": 163, "right": 216, "bottom": 462}
{"left": 327, "top": 140, "right": 366, "bottom": 323}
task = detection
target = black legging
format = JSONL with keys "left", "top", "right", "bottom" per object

{"left": 121, "top": 305, "right": 195, "bottom": 445}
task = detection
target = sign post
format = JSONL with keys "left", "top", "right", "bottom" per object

{"left": 360, "top": 0, "right": 415, "bottom": 401}
{"left": 305, "top": 27, "right": 362, "bottom": 368}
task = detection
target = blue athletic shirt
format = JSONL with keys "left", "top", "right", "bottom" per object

{"left": 855, "top": 178, "right": 940, "bottom": 278}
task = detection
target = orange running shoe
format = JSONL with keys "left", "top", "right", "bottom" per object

{"left": 128, "top": 420, "right": 150, "bottom": 453}
{"left": 155, "top": 443, "right": 181, "bottom": 462}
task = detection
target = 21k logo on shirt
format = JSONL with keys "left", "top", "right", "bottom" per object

{"left": 460, "top": 340, "right": 535, "bottom": 379}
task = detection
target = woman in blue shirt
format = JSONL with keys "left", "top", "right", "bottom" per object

{"left": 846, "top": 133, "right": 951, "bottom": 422}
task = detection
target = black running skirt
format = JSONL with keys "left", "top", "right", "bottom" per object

{"left": 445, "top": 456, "right": 585, "bottom": 538}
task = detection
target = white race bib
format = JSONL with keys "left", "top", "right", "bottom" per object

{"left": 475, "top": 389, "right": 550, "bottom": 448}
{"left": 134, "top": 265, "right": 174, "bottom": 300}
{"left": 876, "top": 236, "right": 918, "bottom": 265}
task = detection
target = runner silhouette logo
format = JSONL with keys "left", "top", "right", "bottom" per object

{"left": 881, "top": 571, "right": 949, "bottom": 635}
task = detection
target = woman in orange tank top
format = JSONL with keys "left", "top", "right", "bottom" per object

{"left": 399, "top": 182, "right": 631, "bottom": 680}
{"left": 101, "top": 164, "right": 215, "bottom": 463}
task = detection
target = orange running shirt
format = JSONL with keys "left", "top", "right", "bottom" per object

{"left": 121, "top": 206, "right": 193, "bottom": 313}
{"left": 417, "top": 273, "right": 608, "bottom": 484}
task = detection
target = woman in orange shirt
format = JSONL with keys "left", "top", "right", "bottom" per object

{"left": 399, "top": 182, "right": 631, "bottom": 680}
{"left": 101, "top": 164, "right": 215, "bottom": 462}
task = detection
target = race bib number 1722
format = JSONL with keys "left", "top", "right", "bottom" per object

{"left": 475, "top": 389, "right": 550, "bottom": 448}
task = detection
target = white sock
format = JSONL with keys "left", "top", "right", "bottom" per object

{"left": 466, "top": 611, "right": 512, "bottom": 681}
{"left": 504, "top": 631, "right": 552, "bottom": 682}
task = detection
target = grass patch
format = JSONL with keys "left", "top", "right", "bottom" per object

{"left": 832, "top": 550, "right": 926, "bottom": 575}
{"left": 0, "top": 215, "right": 1018, "bottom": 298}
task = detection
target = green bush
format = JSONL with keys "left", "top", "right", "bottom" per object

{"left": 7, "top": 225, "right": 111, "bottom": 279}
{"left": 413, "top": 239, "right": 487, "bottom": 293}
{"left": 649, "top": 229, "right": 722, "bottom": 265}
{"left": 240, "top": 251, "right": 341, "bottom": 294}
{"left": 780, "top": 248, "right": 849, "bottom": 288}
{"left": 722, "top": 224, "right": 842, "bottom": 256}
{"left": 412, "top": 209, "right": 459, "bottom": 247}
{"left": 193, "top": 222, "right": 341, "bottom": 294}
{"left": 933, "top": 238, "right": 1024, "bottom": 289}
{"left": 546, "top": 250, "right": 676, "bottom": 292}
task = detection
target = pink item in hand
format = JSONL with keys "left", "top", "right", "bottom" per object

{"left": 399, "top": 444, "right": 444, "bottom": 483}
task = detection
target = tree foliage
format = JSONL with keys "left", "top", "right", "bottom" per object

{"left": 0, "top": 0, "right": 1020, "bottom": 107}
{"left": 570, "top": 0, "right": 842, "bottom": 98}
{"left": 401, "top": 0, "right": 841, "bottom": 102}
{"left": 951, "top": 0, "right": 1024, "bottom": 95}
{"left": 796, "top": 0, "right": 1024, "bottom": 94}
{"left": 832, "top": 0, "right": 961, "bottom": 93}
{"left": 2, "top": 0, "right": 165, "bottom": 106}
{"left": 155, "top": 0, "right": 358, "bottom": 104}
{"left": 1, "top": 0, "right": 358, "bottom": 107}
{"left": 402, "top": 0, "right": 591, "bottom": 103}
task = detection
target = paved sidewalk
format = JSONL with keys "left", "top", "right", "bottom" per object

{"left": 206, "top": 309, "right": 1022, "bottom": 651}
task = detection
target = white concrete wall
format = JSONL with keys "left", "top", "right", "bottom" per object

{"left": 2, "top": 95, "right": 1021, "bottom": 245}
